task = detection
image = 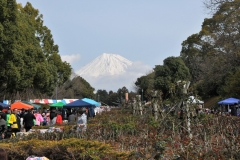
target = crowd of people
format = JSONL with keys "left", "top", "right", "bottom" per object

{"left": 0, "top": 105, "right": 92, "bottom": 139}
{"left": 0, "top": 105, "right": 91, "bottom": 160}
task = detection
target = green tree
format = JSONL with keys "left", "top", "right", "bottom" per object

{"left": 97, "top": 89, "right": 108, "bottom": 104}
{"left": 134, "top": 72, "right": 155, "bottom": 101}
{"left": 116, "top": 86, "right": 130, "bottom": 103}
{"left": 204, "top": 0, "right": 233, "bottom": 14}
{"left": 221, "top": 68, "right": 240, "bottom": 97}
{"left": 57, "top": 76, "right": 94, "bottom": 99}
{"left": 181, "top": 0, "right": 240, "bottom": 98}
{"left": 0, "top": 1, "right": 71, "bottom": 100}
{"left": 154, "top": 57, "right": 190, "bottom": 99}
{"left": 107, "top": 92, "right": 119, "bottom": 106}
{"left": 180, "top": 33, "right": 214, "bottom": 83}
{"left": 0, "top": 0, "right": 23, "bottom": 96}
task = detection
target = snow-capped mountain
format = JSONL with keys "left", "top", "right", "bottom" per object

{"left": 74, "top": 53, "right": 150, "bottom": 92}
{"left": 77, "top": 53, "right": 132, "bottom": 77}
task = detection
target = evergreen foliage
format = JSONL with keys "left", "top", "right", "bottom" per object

{"left": 135, "top": 56, "right": 190, "bottom": 100}
{"left": 181, "top": 0, "right": 240, "bottom": 98}
{"left": 0, "top": 1, "right": 72, "bottom": 100}
{"left": 56, "top": 76, "right": 95, "bottom": 99}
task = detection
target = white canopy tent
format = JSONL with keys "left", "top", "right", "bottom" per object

{"left": 187, "top": 96, "right": 204, "bottom": 104}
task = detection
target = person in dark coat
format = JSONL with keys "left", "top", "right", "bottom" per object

{"left": 20, "top": 109, "right": 26, "bottom": 118}
{"left": 87, "top": 106, "right": 95, "bottom": 118}
{"left": 0, "top": 106, "right": 6, "bottom": 121}
{"left": 0, "top": 113, "right": 7, "bottom": 139}
{"left": 62, "top": 109, "right": 68, "bottom": 121}
{"left": 23, "top": 109, "right": 36, "bottom": 132}
{"left": 50, "top": 108, "right": 57, "bottom": 121}
{"left": 68, "top": 111, "right": 76, "bottom": 123}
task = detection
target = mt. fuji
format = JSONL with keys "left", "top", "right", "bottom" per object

{"left": 77, "top": 53, "right": 132, "bottom": 77}
{"left": 75, "top": 53, "right": 151, "bottom": 92}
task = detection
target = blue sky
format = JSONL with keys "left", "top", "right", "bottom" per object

{"left": 16, "top": 0, "right": 209, "bottom": 91}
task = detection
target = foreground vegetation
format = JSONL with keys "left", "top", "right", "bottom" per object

{"left": 1, "top": 107, "right": 240, "bottom": 159}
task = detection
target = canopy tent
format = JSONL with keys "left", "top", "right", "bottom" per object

{"left": 50, "top": 101, "right": 65, "bottom": 108}
{"left": 63, "top": 99, "right": 95, "bottom": 117}
{"left": 21, "top": 101, "right": 41, "bottom": 110}
{"left": 11, "top": 102, "right": 34, "bottom": 110}
{"left": 0, "top": 102, "right": 10, "bottom": 109}
{"left": 218, "top": 98, "right": 240, "bottom": 105}
{"left": 29, "top": 99, "right": 78, "bottom": 104}
{"left": 63, "top": 99, "right": 93, "bottom": 108}
{"left": 82, "top": 98, "right": 101, "bottom": 107}
{"left": 187, "top": 96, "right": 204, "bottom": 104}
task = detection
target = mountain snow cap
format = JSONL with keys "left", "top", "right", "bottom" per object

{"left": 77, "top": 53, "right": 132, "bottom": 77}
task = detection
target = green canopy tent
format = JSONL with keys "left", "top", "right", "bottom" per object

{"left": 50, "top": 101, "right": 65, "bottom": 108}
{"left": 21, "top": 101, "right": 41, "bottom": 110}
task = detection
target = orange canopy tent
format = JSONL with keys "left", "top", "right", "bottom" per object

{"left": 11, "top": 101, "right": 34, "bottom": 110}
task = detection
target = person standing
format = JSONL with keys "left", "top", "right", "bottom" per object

{"left": 62, "top": 109, "right": 68, "bottom": 124}
{"left": 76, "top": 107, "right": 87, "bottom": 132}
{"left": 68, "top": 111, "right": 76, "bottom": 124}
{"left": 23, "top": 109, "right": 36, "bottom": 132}
{"left": 8, "top": 109, "right": 21, "bottom": 137}
{"left": 56, "top": 112, "right": 63, "bottom": 125}
{"left": 46, "top": 110, "right": 51, "bottom": 125}
{"left": 19, "top": 108, "right": 26, "bottom": 131}
{"left": 34, "top": 111, "right": 43, "bottom": 126}
{"left": 5, "top": 109, "right": 11, "bottom": 130}
{"left": 50, "top": 108, "right": 57, "bottom": 125}
{"left": 0, "top": 113, "right": 7, "bottom": 139}
{"left": 0, "top": 106, "right": 6, "bottom": 121}
{"left": 41, "top": 113, "right": 47, "bottom": 126}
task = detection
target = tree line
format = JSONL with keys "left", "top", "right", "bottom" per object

{"left": 135, "top": 0, "right": 240, "bottom": 103}
{"left": 55, "top": 78, "right": 137, "bottom": 106}
{"left": 0, "top": 1, "right": 71, "bottom": 101}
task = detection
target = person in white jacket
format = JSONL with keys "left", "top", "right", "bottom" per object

{"left": 76, "top": 107, "right": 87, "bottom": 132}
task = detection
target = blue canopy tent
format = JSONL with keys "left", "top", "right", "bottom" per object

{"left": 218, "top": 98, "right": 240, "bottom": 116}
{"left": 0, "top": 102, "right": 10, "bottom": 109}
{"left": 63, "top": 99, "right": 95, "bottom": 117}
{"left": 218, "top": 98, "right": 240, "bottom": 105}
{"left": 82, "top": 98, "right": 100, "bottom": 107}
{"left": 63, "top": 100, "right": 93, "bottom": 108}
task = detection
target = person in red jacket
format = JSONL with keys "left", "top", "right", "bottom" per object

{"left": 55, "top": 112, "right": 63, "bottom": 125}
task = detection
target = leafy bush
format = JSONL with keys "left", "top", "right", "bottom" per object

{"left": 1, "top": 138, "right": 130, "bottom": 160}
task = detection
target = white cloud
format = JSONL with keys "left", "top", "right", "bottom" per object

{"left": 79, "top": 61, "right": 152, "bottom": 92}
{"left": 61, "top": 54, "right": 81, "bottom": 64}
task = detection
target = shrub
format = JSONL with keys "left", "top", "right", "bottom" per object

{"left": 1, "top": 138, "right": 131, "bottom": 160}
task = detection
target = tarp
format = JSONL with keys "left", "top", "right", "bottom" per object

{"left": 218, "top": 98, "right": 240, "bottom": 105}
{"left": 82, "top": 98, "right": 101, "bottom": 107}
{"left": 29, "top": 99, "right": 78, "bottom": 104}
{"left": 63, "top": 99, "right": 93, "bottom": 108}
{"left": 0, "top": 102, "right": 10, "bottom": 109}
{"left": 50, "top": 101, "right": 65, "bottom": 108}
{"left": 21, "top": 101, "right": 41, "bottom": 109}
{"left": 187, "top": 96, "right": 204, "bottom": 104}
{"left": 11, "top": 101, "right": 34, "bottom": 110}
